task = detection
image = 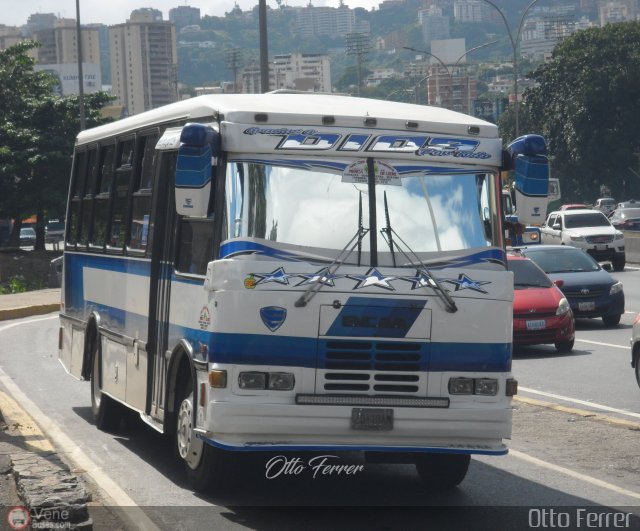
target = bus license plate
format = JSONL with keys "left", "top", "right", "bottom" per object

{"left": 578, "top": 301, "right": 596, "bottom": 311}
{"left": 351, "top": 408, "right": 393, "bottom": 431}
{"left": 526, "top": 319, "right": 546, "bottom": 330}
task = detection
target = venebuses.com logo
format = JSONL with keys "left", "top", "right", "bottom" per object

{"left": 6, "top": 506, "right": 30, "bottom": 530}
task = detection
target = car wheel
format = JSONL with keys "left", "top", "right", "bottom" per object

{"left": 612, "top": 257, "right": 625, "bottom": 271}
{"left": 415, "top": 453, "right": 470, "bottom": 489}
{"left": 554, "top": 338, "right": 574, "bottom": 353}
{"left": 602, "top": 314, "right": 621, "bottom": 327}
{"left": 635, "top": 351, "right": 640, "bottom": 388}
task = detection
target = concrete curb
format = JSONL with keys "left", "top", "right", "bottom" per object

{"left": 0, "top": 390, "right": 93, "bottom": 530}
{"left": 0, "top": 303, "right": 60, "bottom": 322}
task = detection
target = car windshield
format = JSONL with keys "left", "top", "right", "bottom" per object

{"left": 223, "top": 159, "right": 498, "bottom": 266}
{"left": 46, "top": 222, "right": 64, "bottom": 231}
{"left": 508, "top": 258, "right": 552, "bottom": 288}
{"left": 564, "top": 212, "right": 610, "bottom": 228}
{"left": 20, "top": 228, "right": 35, "bottom": 236}
{"left": 524, "top": 248, "right": 600, "bottom": 274}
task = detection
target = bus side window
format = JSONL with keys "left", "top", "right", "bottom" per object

{"left": 108, "top": 138, "right": 135, "bottom": 250}
{"left": 90, "top": 144, "right": 115, "bottom": 249}
{"left": 66, "top": 150, "right": 88, "bottom": 246}
{"left": 176, "top": 219, "right": 215, "bottom": 276}
{"left": 78, "top": 148, "right": 98, "bottom": 247}
{"left": 128, "top": 133, "right": 158, "bottom": 253}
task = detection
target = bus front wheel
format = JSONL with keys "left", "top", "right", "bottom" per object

{"left": 415, "top": 453, "right": 470, "bottom": 489}
{"left": 176, "top": 389, "right": 222, "bottom": 492}
{"left": 90, "top": 346, "right": 122, "bottom": 432}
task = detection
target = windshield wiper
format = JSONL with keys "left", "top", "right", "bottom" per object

{"left": 381, "top": 191, "right": 397, "bottom": 267}
{"left": 379, "top": 205, "right": 457, "bottom": 313}
{"left": 295, "top": 217, "right": 370, "bottom": 308}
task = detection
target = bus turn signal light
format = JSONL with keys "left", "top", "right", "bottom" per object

{"left": 209, "top": 370, "right": 227, "bottom": 388}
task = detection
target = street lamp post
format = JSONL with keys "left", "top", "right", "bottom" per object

{"left": 479, "top": 0, "right": 542, "bottom": 136}
{"left": 403, "top": 41, "right": 497, "bottom": 110}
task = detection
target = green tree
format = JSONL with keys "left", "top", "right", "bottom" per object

{"left": 0, "top": 41, "right": 113, "bottom": 249}
{"left": 509, "top": 22, "right": 640, "bottom": 202}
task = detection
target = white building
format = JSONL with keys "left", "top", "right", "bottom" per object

{"left": 242, "top": 53, "right": 332, "bottom": 94}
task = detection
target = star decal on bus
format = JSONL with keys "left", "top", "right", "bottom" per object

{"left": 295, "top": 268, "right": 343, "bottom": 287}
{"left": 347, "top": 268, "right": 397, "bottom": 290}
{"left": 399, "top": 269, "right": 441, "bottom": 290}
{"left": 440, "top": 273, "right": 490, "bottom": 293}
{"left": 252, "top": 267, "right": 296, "bottom": 285}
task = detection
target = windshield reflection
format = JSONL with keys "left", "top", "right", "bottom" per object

{"left": 223, "top": 160, "right": 496, "bottom": 265}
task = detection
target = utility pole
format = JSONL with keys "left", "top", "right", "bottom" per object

{"left": 258, "top": 0, "right": 269, "bottom": 93}
{"left": 75, "top": 0, "right": 86, "bottom": 130}
{"left": 345, "top": 32, "right": 370, "bottom": 96}
{"left": 225, "top": 48, "right": 243, "bottom": 93}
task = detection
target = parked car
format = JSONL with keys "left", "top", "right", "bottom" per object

{"left": 515, "top": 245, "right": 624, "bottom": 327}
{"left": 558, "top": 203, "right": 589, "bottom": 211}
{"left": 45, "top": 220, "right": 65, "bottom": 249}
{"left": 507, "top": 252, "right": 575, "bottom": 352}
{"left": 594, "top": 197, "right": 616, "bottom": 215}
{"left": 540, "top": 209, "right": 625, "bottom": 271}
{"left": 631, "top": 313, "right": 640, "bottom": 388}
{"left": 19, "top": 227, "right": 36, "bottom": 247}
{"left": 609, "top": 208, "right": 640, "bottom": 231}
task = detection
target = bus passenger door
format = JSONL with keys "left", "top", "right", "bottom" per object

{"left": 146, "top": 151, "right": 178, "bottom": 425}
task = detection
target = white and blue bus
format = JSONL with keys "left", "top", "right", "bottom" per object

{"left": 58, "top": 93, "right": 548, "bottom": 491}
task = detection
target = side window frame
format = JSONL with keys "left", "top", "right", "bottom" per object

{"left": 127, "top": 129, "right": 160, "bottom": 256}
{"left": 106, "top": 136, "right": 135, "bottom": 253}
{"left": 66, "top": 149, "right": 91, "bottom": 248}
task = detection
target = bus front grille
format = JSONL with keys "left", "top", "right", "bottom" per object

{"left": 318, "top": 340, "right": 427, "bottom": 395}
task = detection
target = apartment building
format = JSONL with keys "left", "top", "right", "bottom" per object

{"left": 295, "top": 5, "right": 356, "bottom": 38}
{"left": 242, "top": 53, "right": 331, "bottom": 94}
{"left": 109, "top": 10, "right": 178, "bottom": 116}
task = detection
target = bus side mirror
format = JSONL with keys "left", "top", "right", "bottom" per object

{"left": 175, "top": 123, "right": 221, "bottom": 218}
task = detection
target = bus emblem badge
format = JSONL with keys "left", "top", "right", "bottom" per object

{"left": 260, "top": 306, "right": 287, "bottom": 332}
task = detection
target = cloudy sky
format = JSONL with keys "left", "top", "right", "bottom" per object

{"left": 1, "top": 0, "right": 381, "bottom": 27}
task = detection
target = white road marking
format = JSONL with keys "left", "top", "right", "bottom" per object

{"left": 575, "top": 338, "right": 628, "bottom": 349}
{"left": 509, "top": 449, "right": 640, "bottom": 501}
{"left": 0, "top": 313, "right": 58, "bottom": 333}
{"left": 0, "top": 366, "right": 161, "bottom": 531}
{"left": 519, "top": 386, "right": 640, "bottom": 419}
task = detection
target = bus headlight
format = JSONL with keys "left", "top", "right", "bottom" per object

{"left": 448, "top": 377, "right": 499, "bottom": 396}
{"left": 475, "top": 378, "right": 499, "bottom": 396}
{"left": 239, "top": 372, "right": 267, "bottom": 389}
{"left": 448, "top": 378, "right": 474, "bottom": 395}
{"left": 238, "top": 371, "right": 295, "bottom": 390}
{"left": 268, "top": 372, "right": 295, "bottom": 390}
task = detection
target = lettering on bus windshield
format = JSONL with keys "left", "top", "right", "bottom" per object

{"left": 242, "top": 128, "right": 492, "bottom": 159}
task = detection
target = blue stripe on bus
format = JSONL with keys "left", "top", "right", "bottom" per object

{"left": 208, "top": 332, "right": 511, "bottom": 372}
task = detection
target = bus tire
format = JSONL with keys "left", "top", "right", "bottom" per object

{"left": 90, "top": 345, "right": 122, "bottom": 432}
{"left": 415, "top": 453, "right": 470, "bottom": 489}
{"left": 176, "top": 388, "right": 222, "bottom": 492}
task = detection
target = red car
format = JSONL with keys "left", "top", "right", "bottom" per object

{"left": 508, "top": 253, "right": 575, "bottom": 352}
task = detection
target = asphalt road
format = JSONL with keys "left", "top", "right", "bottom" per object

{"left": 1, "top": 268, "right": 640, "bottom": 530}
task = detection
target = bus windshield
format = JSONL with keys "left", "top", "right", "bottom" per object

{"left": 223, "top": 160, "right": 496, "bottom": 264}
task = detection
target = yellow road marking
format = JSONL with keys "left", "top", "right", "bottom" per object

{"left": 514, "top": 395, "right": 640, "bottom": 430}
{"left": 0, "top": 390, "right": 55, "bottom": 452}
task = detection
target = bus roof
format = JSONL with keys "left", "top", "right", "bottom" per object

{"left": 76, "top": 93, "right": 499, "bottom": 146}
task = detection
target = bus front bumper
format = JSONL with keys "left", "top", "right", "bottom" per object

{"left": 198, "top": 401, "right": 512, "bottom": 455}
